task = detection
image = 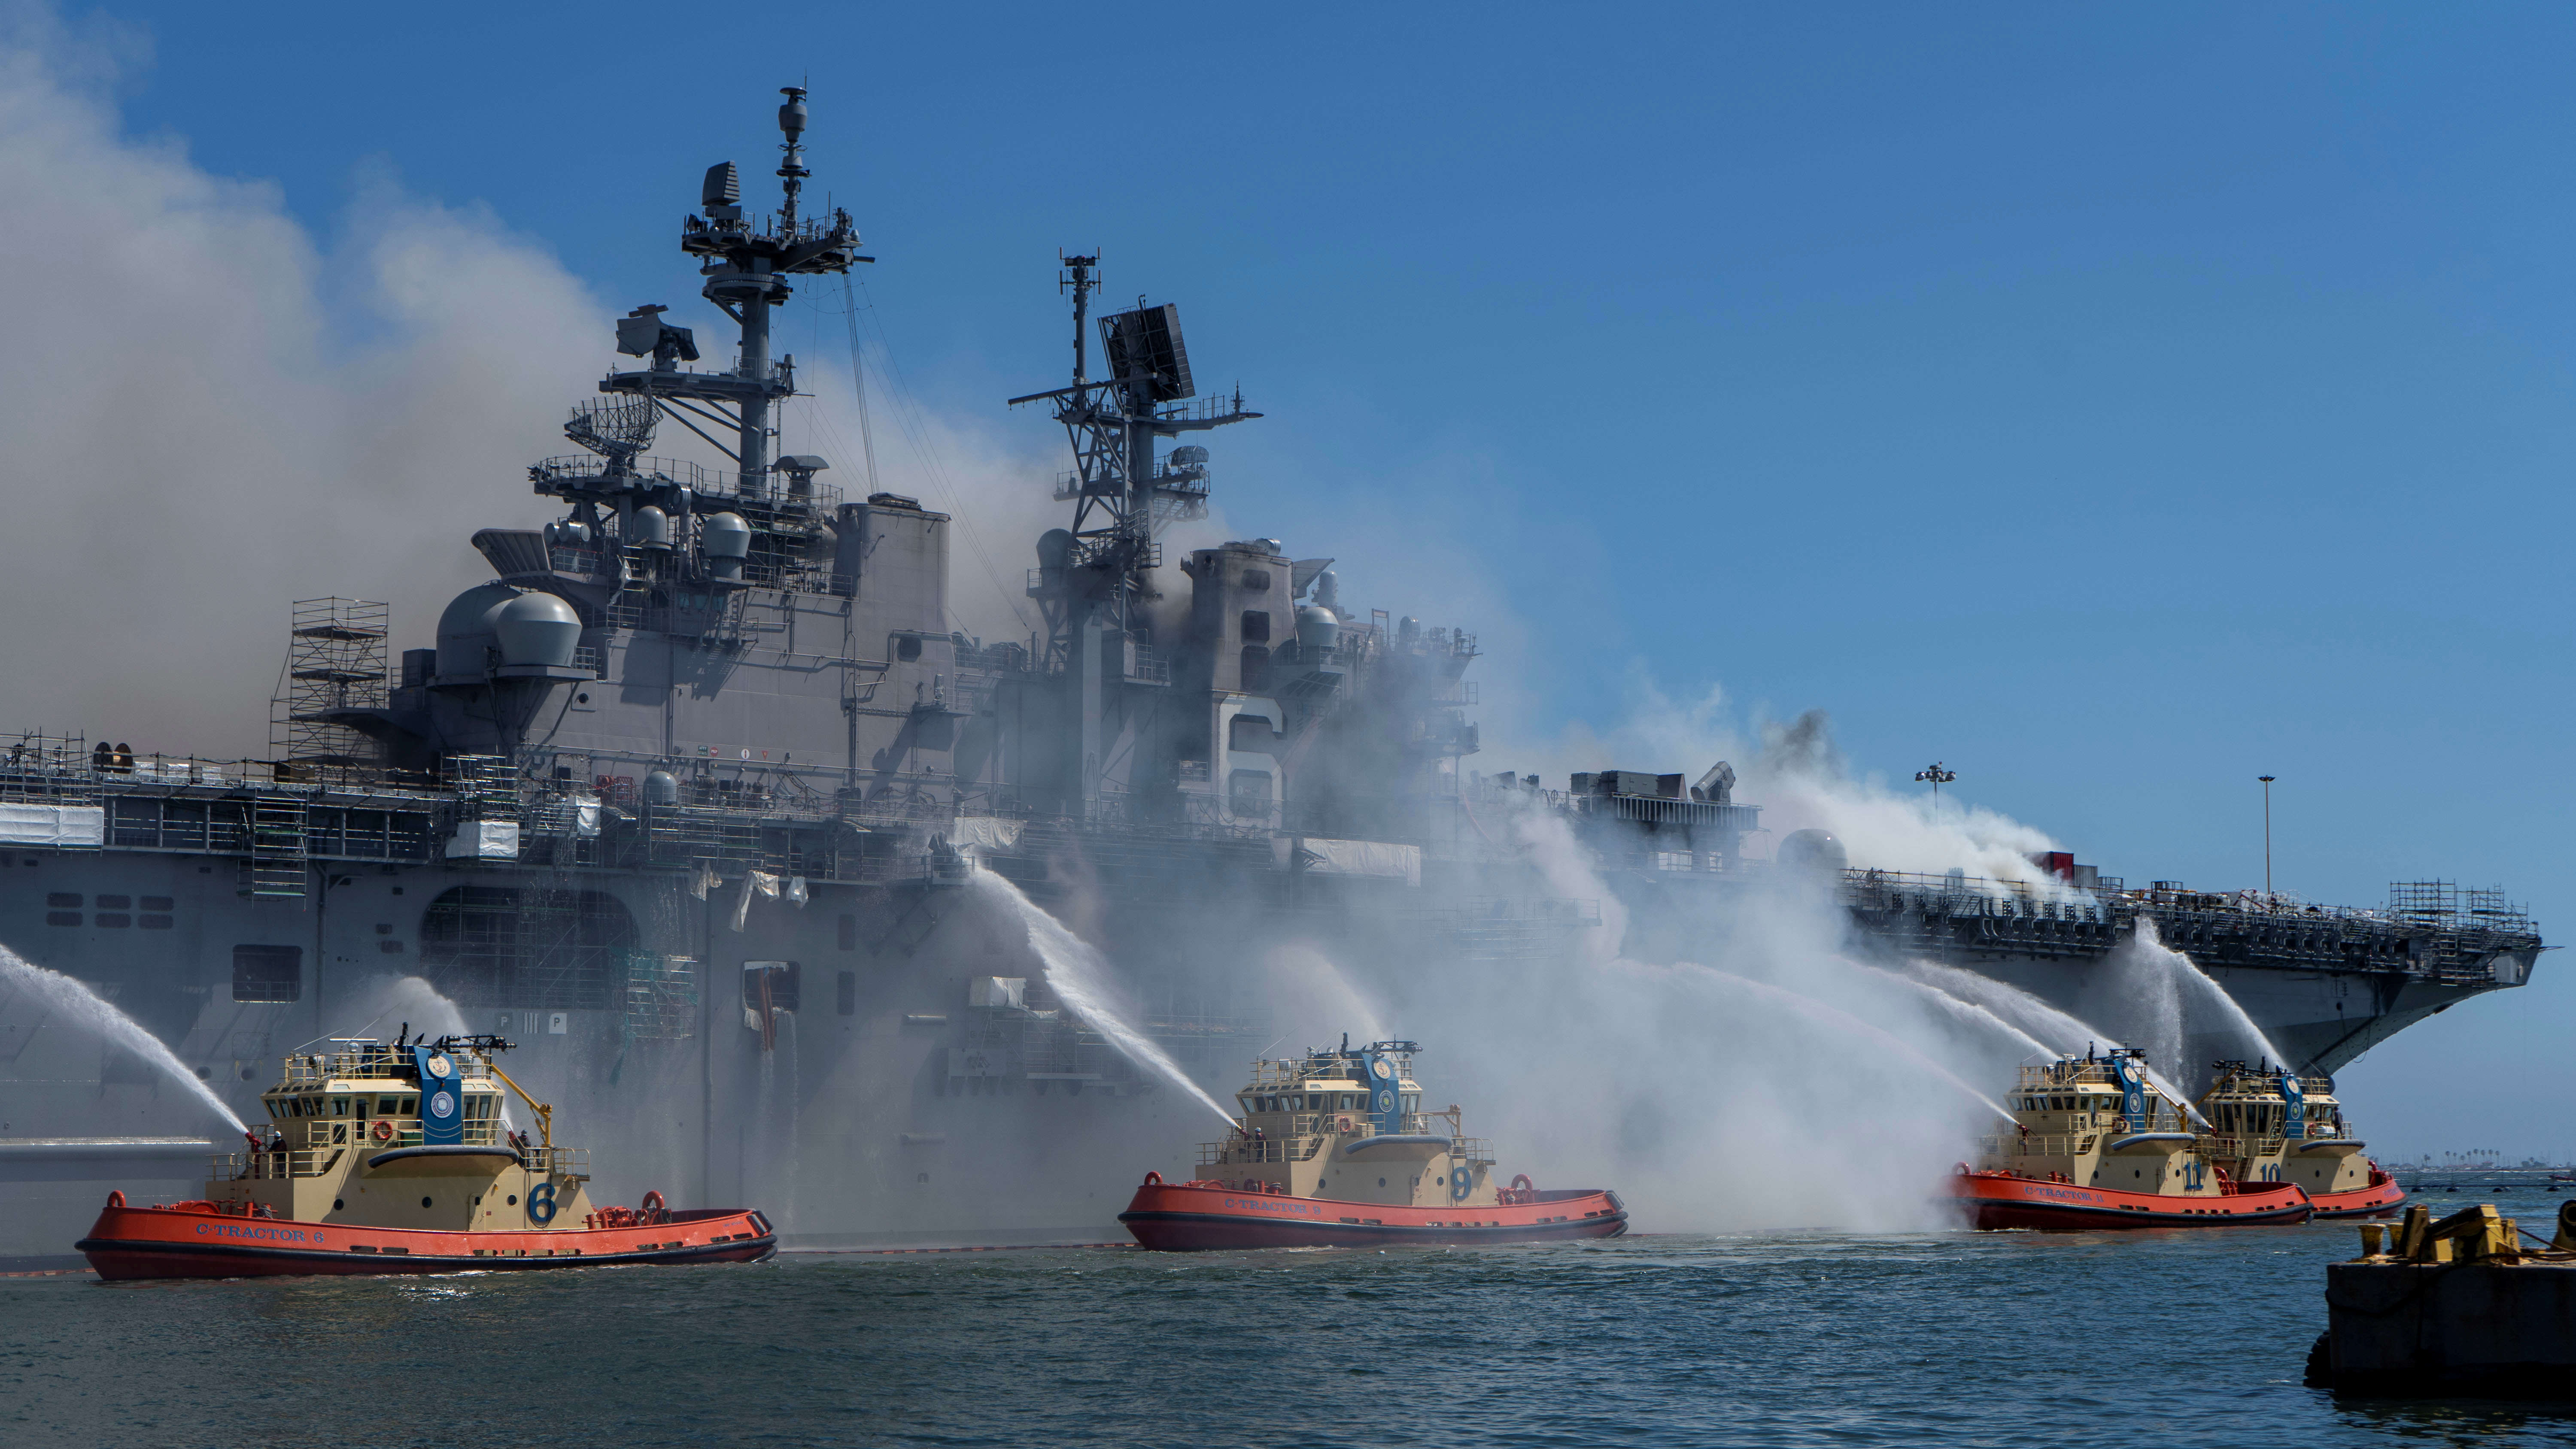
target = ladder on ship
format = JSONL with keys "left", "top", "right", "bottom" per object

{"left": 242, "top": 793, "right": 309, "bottom": 898}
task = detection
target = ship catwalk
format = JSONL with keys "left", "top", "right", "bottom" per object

{"left": 0, "top": 88, "right": 2542, "bottom": 1257}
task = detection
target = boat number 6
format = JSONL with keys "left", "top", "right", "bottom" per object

{"left": 527, "top": 1182, "right": 558, "bottom": 1225}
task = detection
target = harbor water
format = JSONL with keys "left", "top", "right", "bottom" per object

{"left": 11, "top": 1197, "right": 2576, "bottom": 1447}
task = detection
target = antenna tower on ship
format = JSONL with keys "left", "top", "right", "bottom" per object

{"left": 1009, "top": 255, "right": 1261, "bottom": 808}
{"left": 598, "top": 87, "right": 868, "bottom": 495}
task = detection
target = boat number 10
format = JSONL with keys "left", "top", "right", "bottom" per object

{"left": 527, "top": 1182, "right": 558, "bottom": 1225}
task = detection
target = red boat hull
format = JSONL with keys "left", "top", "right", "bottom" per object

{"left": 1950, "top": 1170, "right": 2312, "bottom": 1230}
{"left": 1120, "top": 1181, "right": 1627, "bottom": 1250}
{"left": 2308, "top": 1175, "right": 2407, "bottom": 1219}
{"left": 76, "top": 1202, "right": 777, "bottom": 1280}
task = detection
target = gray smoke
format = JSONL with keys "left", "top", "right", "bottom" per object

{"left": 0, "top": 18, "right": 604, "bottom": 757}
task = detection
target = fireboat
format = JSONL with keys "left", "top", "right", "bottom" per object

{"left": 1119, "top": 1037, "right": 1627, "bottom": 1249}
{"left": 76, "top": 1034, "right": 775, "bottom": 1278}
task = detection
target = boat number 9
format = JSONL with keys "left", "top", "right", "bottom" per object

{"left": 1449, "top": 1167, "right": 1472, "bottom": 1201}
{"left": 527, "top": 1182, "right": 557, "bottom": 1225}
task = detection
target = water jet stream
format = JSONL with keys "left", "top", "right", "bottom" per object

{"left": 0, "top": 943, "right": 247, "bottom": 1134}
{"left": 972, "top": 871, "right": 1236, "bottom": 1127}
{"left": 1683, "top": 964, "right": 2015, "bottom": 1124}
{"left": 1854, "top": 961, "right": 2054, "bottom": 1059}
{"left": 2132, "top": 917, "right": 2288, "bottom": 1068}
{"left": 1896, "top": 957, "right": 2208, "bottom": 1124}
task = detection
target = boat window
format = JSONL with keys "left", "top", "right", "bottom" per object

{"left": 378, "top": 1098, "right": 399, "bottom": 1114}
{"left": 400, "top": 1097, "right": 416, "bottom": 1115}
{"left": 331, "top": 1096, "right": 349, "bottom": 1116}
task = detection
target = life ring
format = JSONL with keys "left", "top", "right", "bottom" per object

{"left": 641, "top": 1189, "right": 667, "bottom": 1223}
{"left": 1142, "top": 1170, "right": 1163, "bottom": 1186}
{"left": 1336, "top": 1115, "right": 1353, "bottom": 1134}
{"left": 105, "top": 1190, "right": 125, "bottom": 1209}
{"left": 371, "top": 1119, "right": 395, "bottom": 1143}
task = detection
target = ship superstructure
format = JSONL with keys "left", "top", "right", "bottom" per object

{"left": 0, "top": 88, "right": 2532, "bottom": 1258}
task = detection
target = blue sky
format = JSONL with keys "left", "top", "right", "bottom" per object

{"left": 64, "top": 1, "right": 2576, "bottom": 1154}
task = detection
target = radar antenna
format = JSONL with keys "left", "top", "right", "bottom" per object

{"left": 1008, "top": 255, "right": 1262, "bottom": 734}
{"left": 564, "top": 397, "right": 658, "bottom": 477}
{"left": 588, "top": 87, "right": 867, "bottom": 499}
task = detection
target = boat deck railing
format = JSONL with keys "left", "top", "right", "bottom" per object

{"left": 1199, "top": 1116, "right": 1473, "bottom": 1167}
{"left": 1981, "top": 1132, "right": 2101, "bottom": 1159}
{"left": 2199, "top": 1132, "right": 2311, "bottom": 1159}
{"left": 218, "top": 1131, "right": 580, "bottom": 1180}
{"left": 277, "top": 1049, "right": 497, "bottom": 1087}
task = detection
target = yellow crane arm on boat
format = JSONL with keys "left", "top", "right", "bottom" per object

{"left": 474, "top": 1052, "right": 555, "bottom": 1149}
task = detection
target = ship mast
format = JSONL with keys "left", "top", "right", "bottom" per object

{"left": 601, "top": 87, "right": 866, "bottom": 494}
{"left": 1010, "top": 257, "right": 1260, "bottom": 810}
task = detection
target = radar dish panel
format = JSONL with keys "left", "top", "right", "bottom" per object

{"left": 1100, "top": 303, "right": 1194, "bottom": 402}
{"left": 566, "top": 397, "right": 657, "bottom": 460}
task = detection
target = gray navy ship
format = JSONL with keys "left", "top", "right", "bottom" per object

{"left": 0, "top": 91, "right": 2541, "bottom": 1258}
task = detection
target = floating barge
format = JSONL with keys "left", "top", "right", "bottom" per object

{"left": 2307, "top": 1201, "right": 2576, "bottom": 1398}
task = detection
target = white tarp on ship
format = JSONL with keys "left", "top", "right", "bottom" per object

{"left": 443, "top": 820, "right": 520, "bottom": 860}
{"left": 946, "top": 816, "right": 1024, "bottom": 852}
{"left": 1286, "top": 836, "right": 1422, "bottom": 886}
{"left": 0, "top": 804, "right": 104, "bottom": 847}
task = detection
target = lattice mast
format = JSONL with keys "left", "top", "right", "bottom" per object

{"left": 272, "top": 598, "right": 389, "bottom": 764}
{"left": 1015, "top": 260, "right": 1260, "bottom": 665}
{"left": 1009, "top": 258, "right": 1261, "bottom": 808}
{"left": 596, "top": 88, "right": 866, "bottom": 495}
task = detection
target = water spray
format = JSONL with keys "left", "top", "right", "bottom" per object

{"left": 0, "top": 943, "right": 247, "bottom": 1134}
{"left": 971, "top": 871, "right": 1237, "bottom": 1127}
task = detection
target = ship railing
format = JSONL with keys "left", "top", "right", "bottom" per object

{"left": 213, "top": 1146, "right": 354, "bottom": 1181}
{"left": 2196, "top": 1133, "right": 2289, "bottom": 1158}
{"left": 526, "top": 1144, "right": 590, "bottom": 1176}
{"left": 282, "top": 1051, "right": 497, "bottom": 1086}
{"left": 1978, "top": 1132, "right": 2107, "bottom": 1159}
{"left": 2010, "top": 1062, "right": 2124, "bottom": 1089}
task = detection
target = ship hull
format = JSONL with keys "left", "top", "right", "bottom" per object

{"left": 1949, "top": 1170, "right": 2313, "bottom": 1230}
{"left": 2308, "top": 1177, "right": 2407, "bottom": 1219}
{"left": 74, "top": 1200, "right": 775, "bottom": 1280}
{"left": 1119, "top": 1180, "right": 1627, "bottom": 1250}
